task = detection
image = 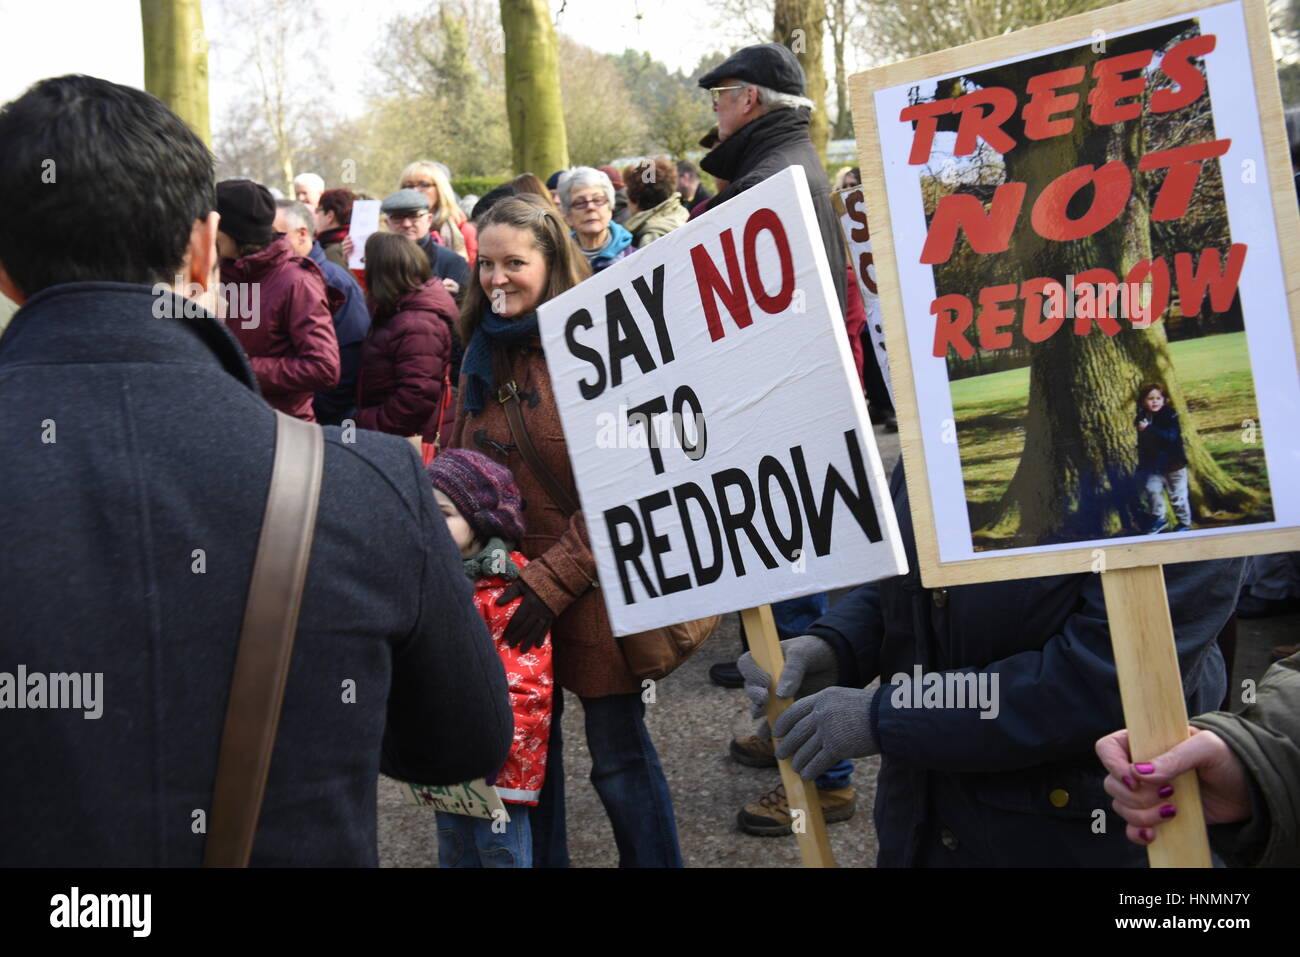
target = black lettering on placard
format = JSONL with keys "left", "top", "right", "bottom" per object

{"left": 565, "top": 308, "right": 606, "bottom": 400}
{"left": 758, "top": 454, "right": 803, "bottom": 560}
{"left": 639, "top": 490, "right": 691, "bottom": 596}
{"left": 631, "top": 265, "right": 673, "bottom": 364}
{"left": 676, "top": 481, "right": 723, "bottom": 586}
{"left": 712, "top": 468, "right": 780, "bottom": 576}
{"left": 606, "top": 504, "right": 656, "bottom": 604}
{"left": 672, "top": 386, "right": 707, "bottom": 461}
{"left": 606, "top": 288, "right": 657, "bottom": 388}
{"left": 628, "top": 395, "right": 669, "bottom": 475}
{"left": 604, "top": 431, "right": 882, "bottom": 605}
{"left": 791, "top": 430, "right": 882, "bottom": 554}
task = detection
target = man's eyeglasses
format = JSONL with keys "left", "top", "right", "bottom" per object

{"left": 709, "top": 84, "right": 746, "bottom": 104}
{"left": 569, "top": 195, "right": 610, "bottom": 211}
{"left": 385, "top": 210, "right": 428, "bottom": 224}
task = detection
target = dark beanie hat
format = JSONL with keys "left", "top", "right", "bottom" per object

{"left": 216, "top": 179, "right": 277, "bottom": 246}
{"left": 545, "top": 170, "right": 564, "bottom": 191}
{"left": 426, "top": 448, "right": 526, "bottom": 545}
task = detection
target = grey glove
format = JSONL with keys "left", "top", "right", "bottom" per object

{"left": 738, "top": 633, "right": 840, "bottom": 721}
{"left": 773, "top": 686, "right": 880, "bottom": 781}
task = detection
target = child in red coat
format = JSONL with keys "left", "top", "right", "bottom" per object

{"left": 426, "top": 449, "right": 553, "bottom": 867}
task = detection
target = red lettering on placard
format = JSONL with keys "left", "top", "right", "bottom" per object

{"left": 1139, "top": 139, "right": 1232, "bottom": 221}
{"left": 743, "top": 208, "right": 795, "bottom": 315}
{"left": 1175, "top": 244, "right": 1249, "bottom": 317}
{"left": 1152, "top": 35, "right": 1216, "bottom": 113}
{"left": 691, "top": 230, "right": 752, "bottom": 342}
{"left": 1030, "top": 162, "right": 1132, "bottom": 242}
{"left": 920, "top": 182, "right": 1027, "bottom": 264}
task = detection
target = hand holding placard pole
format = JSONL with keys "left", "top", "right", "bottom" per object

{"left": 741, "top": 604, "right": 836, "bottom": 868}
{"left": 1101, "top": 564, "right": 1211, "bottom": 867}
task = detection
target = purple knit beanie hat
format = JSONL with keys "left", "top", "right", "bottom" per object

{"left": 426, "top": 449, "right": 525, "bottom": 545}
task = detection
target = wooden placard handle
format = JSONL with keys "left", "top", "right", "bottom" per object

{"left": 741, "top": 604, "right": 837, "bottom": 869}
{"left": 1100, "top": 564, "right": 1212, "bottom": 867}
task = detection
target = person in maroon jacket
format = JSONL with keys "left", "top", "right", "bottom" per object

{"left": 215, "top": 179, "right": 340, "bottom": 422}
{"left": 356, "top": 232, "right": 457, "bottom": 445}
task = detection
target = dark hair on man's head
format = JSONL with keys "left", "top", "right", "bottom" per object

{"left": 624, "top": 156, "right": 677, "bottom": 209}
{"left": 364, "top": 232, "right": 432, "bottom": 319}
{"left": 316, "top": 188, "right": 355, "bottom": 226}
{"left": 471, "top": 184, "right": 519, "bottom": 225}
{"left": 677, "top": 160, "right": 700, "bottom": 179}
{"left": 0, "top": 75, "right": 214, "bottom": 296}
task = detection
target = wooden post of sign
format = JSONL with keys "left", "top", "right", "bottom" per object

{"left": 1100, "top": 565, "right": 1211, "bottom": 867}
{"left": 741, "top": 604, "right": 837, "bottom": 868}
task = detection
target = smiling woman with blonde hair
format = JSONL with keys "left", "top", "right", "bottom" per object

{"left": 399, "top": 160, "right": 477, "bottom": 263}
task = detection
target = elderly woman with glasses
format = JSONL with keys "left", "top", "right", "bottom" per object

{"left": 556, "top": 167, "right": 633, "bottom": 274}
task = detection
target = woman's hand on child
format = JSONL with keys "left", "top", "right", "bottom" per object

{"left": 496, "top": 580, "right": 553, "bottom": 652}
{"left": 1137, "top": 419, "right": 1149, "bottom": 430}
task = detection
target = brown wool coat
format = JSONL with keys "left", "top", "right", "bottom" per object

{"left": 449, "top": 339, "right": 639, "bottom": 698}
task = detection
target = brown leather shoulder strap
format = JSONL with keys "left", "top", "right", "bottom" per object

{"left": 205, "top": 411, "right": 324, "bottom": 867}
{"left": 492, "top": 347, "right": 580, "bottom": 516}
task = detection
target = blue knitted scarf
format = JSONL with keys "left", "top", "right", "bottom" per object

{"left": 461, "top": 305, "right": 540, "bottom": 414}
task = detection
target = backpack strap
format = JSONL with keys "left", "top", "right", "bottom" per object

{"left": 204, "top": 411, "right": 324, "bottom": 867}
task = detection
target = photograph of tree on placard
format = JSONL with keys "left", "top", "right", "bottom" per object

{"left": 917, "top": 19, "right": 1274, "bottom": 550}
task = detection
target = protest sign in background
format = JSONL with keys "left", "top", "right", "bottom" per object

{"left": 851, "top": 0, "right": 1300, "bottom": 588}
{"left": 834, "top": 185, "right": 892, "bottom": 405}
{"left": 538, "top": 165, "right": 906, "bottom": 637}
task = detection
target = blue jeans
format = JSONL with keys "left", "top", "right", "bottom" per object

{"left": 771, "top": 593, "right": 829, "bottom": 641}
{"left": 436, "top": 805, "right": 531, "bottom": 868}
{"left": 530, "top": 690, "right": 683, "bottom": 868}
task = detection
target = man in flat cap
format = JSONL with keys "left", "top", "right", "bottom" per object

{"left": 217, "top": 178, "right": 340, "bottom": 422}
{"left": 697, "top": 42, "right": 846, "bottom": 309}
{"left": 380, "top": 188, "right": 471, "bottom": 298}
{"left": 698, "top": 43, "right": 852, "bottom": 835}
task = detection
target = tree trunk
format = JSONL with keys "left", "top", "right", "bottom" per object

{"left": 829, "top": 0, "right": 852, "bottom": 139}
{"left": 499, "top": 0, "right": 569, "bottom": 175}
{"left": 774, "top": 0, "right": 828, "bottom": 162}
{"left": 965, "top": 36, "right": 1258, "bottom": 547}
{"left": 140, "top": 0, "right": 211, "bottom": 146}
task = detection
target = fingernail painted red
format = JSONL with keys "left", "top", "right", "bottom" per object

{"left": 1158, "top": 785, "right": 1174, "bottom": 798}
{"left": 1159, "top": 805, "right": 1177, "bottom": 819}
{"left": 1140, "top": 828, "right": 1154, "bottom": 843}
{"left": 1123, "top": 776, "right": 1136, "bottom": 791}
{"left": 1135, "top": 763, "right": 1155, "bottom": 774}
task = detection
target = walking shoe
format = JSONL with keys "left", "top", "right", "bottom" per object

{"left": 729, "top": 733, "right": 777, "bottom": 768}
{"left": 737, "top": 783, "right": 855, "bottom": 836}
{"left": 1147, "top": 519, "right": 1169, "bottom": 534}
{"left": 1270, "top": 643, "right": 1300, "bottom": 661}
{"left": 708, "top": 660, "right": 744, "bottom": 688}
{"left": 1172, "top": 523, "right": 1192, "bottom": 532}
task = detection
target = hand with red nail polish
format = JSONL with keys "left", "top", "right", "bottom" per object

{"left": 1095, "top": 726, "right": 1251, "bottom": 847}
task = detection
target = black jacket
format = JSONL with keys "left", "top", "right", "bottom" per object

{"left": 810, "top": 464, "right": 1240, "bottom": 867}
{"left": 0, "top": 282, "right": 513, "bottom": 866}
{"left": 1135, "top": 404, "right": 1187, "bottom": 473}
{"left": 701, "top": 107, "right": 847, "bottom": 312}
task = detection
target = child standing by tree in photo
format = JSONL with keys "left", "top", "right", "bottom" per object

{"left": 426, "top": 449, "right": 552, "bottom": 867}
{"left": 1135, "top": 383, "right": 1192, "bottom": 534}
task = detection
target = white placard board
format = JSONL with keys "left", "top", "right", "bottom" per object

{"left": 834, "top": 185, "right": 893, "bottom": 405}
{"left": 537, "top": 165, "right": 907, "bottom": 637}
{"left": 346, "top": 199, "right": 380, "bottom": 269}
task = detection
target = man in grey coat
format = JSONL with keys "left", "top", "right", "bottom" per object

{"left": 0, "top": 75, "right": 512, "bottom": 867}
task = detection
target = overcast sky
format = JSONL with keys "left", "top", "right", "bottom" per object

{"left": 0, "top": 0, "right": 747, "bottom": 119}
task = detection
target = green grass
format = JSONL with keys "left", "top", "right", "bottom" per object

{"left": 951, "top": 331, "right": 1271, "bottom": 515}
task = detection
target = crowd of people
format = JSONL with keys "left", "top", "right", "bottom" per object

{"left": 1, "top": 39, "right": 1297, "bottom": 870}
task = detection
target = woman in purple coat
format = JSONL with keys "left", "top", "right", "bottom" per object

{"left": 356, "top": 233, "right": 458, "bottom": 445}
